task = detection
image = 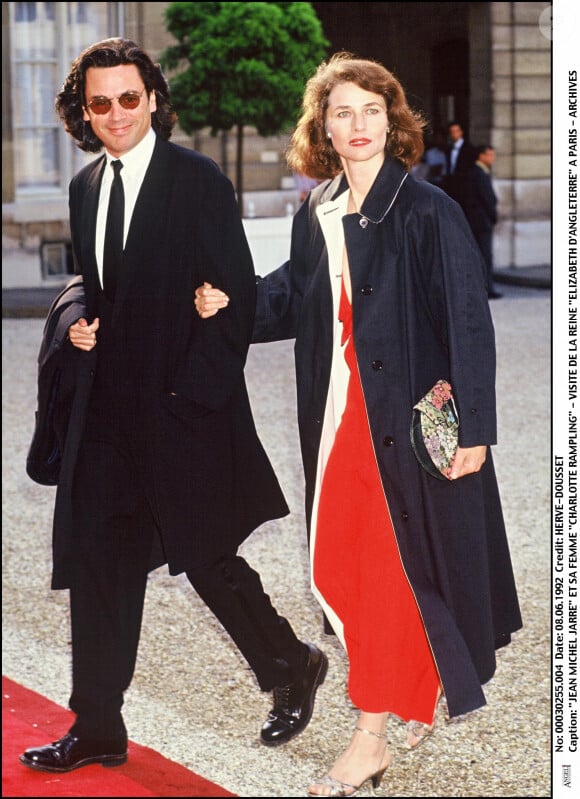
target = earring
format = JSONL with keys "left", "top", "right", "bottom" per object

{"left": 327, "top": 131, "right": 331, "bottom": 138}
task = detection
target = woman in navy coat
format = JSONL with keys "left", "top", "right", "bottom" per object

{"left": 197, "top": 52, "right": 521, "bottom": 796}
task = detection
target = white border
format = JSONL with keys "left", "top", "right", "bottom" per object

{"left": 553, "top": 1, "right": 580, "bottom": 796}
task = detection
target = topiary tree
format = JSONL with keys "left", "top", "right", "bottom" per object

{"left": 161, "top": 1, "right": 328, "bottom": 216}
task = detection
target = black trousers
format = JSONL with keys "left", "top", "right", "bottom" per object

{"left": 67, "top": 434, "right": 306, "bottom": 740}
{"left": 473, "top": 229, "right": 494, "bottom": 293}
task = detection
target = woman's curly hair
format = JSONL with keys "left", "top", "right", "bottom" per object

{"left": 55, "top": 38, "right": 177, "bottom": 153}
{"left": 287, "top": 52, "right": 427, "bottom": 180}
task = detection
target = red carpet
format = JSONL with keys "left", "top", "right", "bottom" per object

{"left": 2, "top": 676, "right": 236, "bottom": 797}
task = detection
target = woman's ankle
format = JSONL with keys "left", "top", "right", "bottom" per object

{"left": 356, "top": 710, "right": 389, "bottom": 737}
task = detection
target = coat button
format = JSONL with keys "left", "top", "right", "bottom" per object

{"left": 401, "top": 511, "right": 409, "bottom": 521}
{"left": 471, "top": 408, "right": 477, "bottom": 414}
{"left": 371, "top": 360, "right": 383, "bottom": 371}
{"left": 361, "top": 285, "right": 373, "bottom": 295}
{"left": 383, "top": 436, "right": 394, "bottom": 447}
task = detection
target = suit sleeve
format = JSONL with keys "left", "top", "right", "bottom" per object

{"left": 171, "top": 165, "right": 257, "bottom": 411}
{"left": 252, "top": 197, "right": 313, "bottom": 343}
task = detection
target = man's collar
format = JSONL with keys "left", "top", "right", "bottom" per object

{"left": 105, "top": 127, "right": 156, "bottom": 169}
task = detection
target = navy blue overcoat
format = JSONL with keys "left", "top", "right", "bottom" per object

{"left": 253, "top": 157, "right": 522, "bottom": 719}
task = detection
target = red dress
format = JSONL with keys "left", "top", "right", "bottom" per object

{"left": 313, "top": 276, "right": 440, "bottom": 722}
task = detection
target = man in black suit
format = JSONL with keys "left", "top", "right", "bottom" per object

{"left": 462, "top": 145, "right": 502, "bottom": 299}
{"left": 443, "top": 120, "right": 477, "bottom": 208}
{"left": 19, "top": 38, "right": 327, "bottom": 774}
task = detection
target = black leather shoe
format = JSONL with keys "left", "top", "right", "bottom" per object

{"left": 19, "top": 733, "right": 127, "bottom": 772}
{"left": 260, "top": 642, "right": 328, "bottom": 746}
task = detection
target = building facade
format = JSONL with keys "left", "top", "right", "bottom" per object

{"left": 2, "top": 1, "right": 550, "bottom": 280}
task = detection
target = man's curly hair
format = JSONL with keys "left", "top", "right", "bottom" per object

{"left": 55, "top": 38, "right": 177, "bottom": 152}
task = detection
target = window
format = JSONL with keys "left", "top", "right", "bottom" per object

{"left": 9, "top": 2, "right": 109, "bottom": 198}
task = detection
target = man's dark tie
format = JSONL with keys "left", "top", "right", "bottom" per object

{"left": 103, "top": 159, "right": 124, "bottom": 301}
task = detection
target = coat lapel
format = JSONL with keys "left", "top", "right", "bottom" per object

{"left": 343, "top": 158, "right": 409, "bottom": 292}
{"left": 316, "top": 190, "right": 349, "bottom": 317}
{"left": 80, "top": 155, "right": 106, "bottom": 319}
{"left": 358, "top": 158, "right": 408, "bottom": 224}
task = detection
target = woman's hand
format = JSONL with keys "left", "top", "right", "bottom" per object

{"left": 447, "top": 445, "right": 487, "bottom": 480}
{"left": 68, "top": 317, "right": 99, "bottom": 351}
{"left": 194, "top": 282, "right": 230, "bottom": 318}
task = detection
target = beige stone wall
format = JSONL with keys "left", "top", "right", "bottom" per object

{"left": 2, "top": 2, "right": 552, "bottom": 269}
{"left": 490, "top": 2, "right": 551, "bottom": 268}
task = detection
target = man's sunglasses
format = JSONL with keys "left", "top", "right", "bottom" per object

{"left": 85, "top": 89, "right": 146, "bottom": 115}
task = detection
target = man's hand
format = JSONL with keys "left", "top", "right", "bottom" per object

{"left": 68, "top": 317, "right": 100, "bottom": 350}
{"left": 194, "top": 282, "right": 229, "bottom": 318}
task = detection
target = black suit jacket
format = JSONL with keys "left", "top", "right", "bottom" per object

{"left": 462, "top": 163, "right": 498, "bottom": 234}
{"left": 445, "top": 138, "right": 476, "bottom": 176}
{"left": 443, "top": 139, "right": 477, "bottom": 207}
{"left": 47, "top": 136, "right": 288, "bottom": 588}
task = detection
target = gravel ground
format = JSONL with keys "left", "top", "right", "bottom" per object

{"left": 2, "top": 283, "right": 550, "bottom": 797}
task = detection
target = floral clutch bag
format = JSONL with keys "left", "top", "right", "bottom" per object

{"left": 410, "top": 380, "right": 459, "bottom": 480}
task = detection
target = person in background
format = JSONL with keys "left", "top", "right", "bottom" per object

{"left": 443, "top": 119, "right": 476, "bottom": 207}
{"left": 422, "top": 128, "right": 448, "bottom": 186}
{"left": 19, "top": 37, "right": 326, "bottom": 775}
{"left": 462, "top": 144, "right": 502, "bottom": 299}
{"left": 411, "top": 129, "right": 447, "bottom": 184}
{"left": 195, "top": 52, "right": 521, "bottom": 796}
{"left": 293, "top": 170, "right": 320, "bottom": 203}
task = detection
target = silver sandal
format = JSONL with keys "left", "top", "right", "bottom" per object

{"left": 406, "top": 719, "right": 434, "bottom": 750}
{"left": 307, "top": 727, "right": 391, "bottom": 796}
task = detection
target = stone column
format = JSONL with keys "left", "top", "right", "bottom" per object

{"left": 490, "top": 2, "right": 551, "bottom": 270}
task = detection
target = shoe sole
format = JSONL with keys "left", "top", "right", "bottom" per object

{"left": 19, "top": 752, "right": 127, "bottom": 772}
{"left": 261, "top": 651, "right": 329, "bottom": 747}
